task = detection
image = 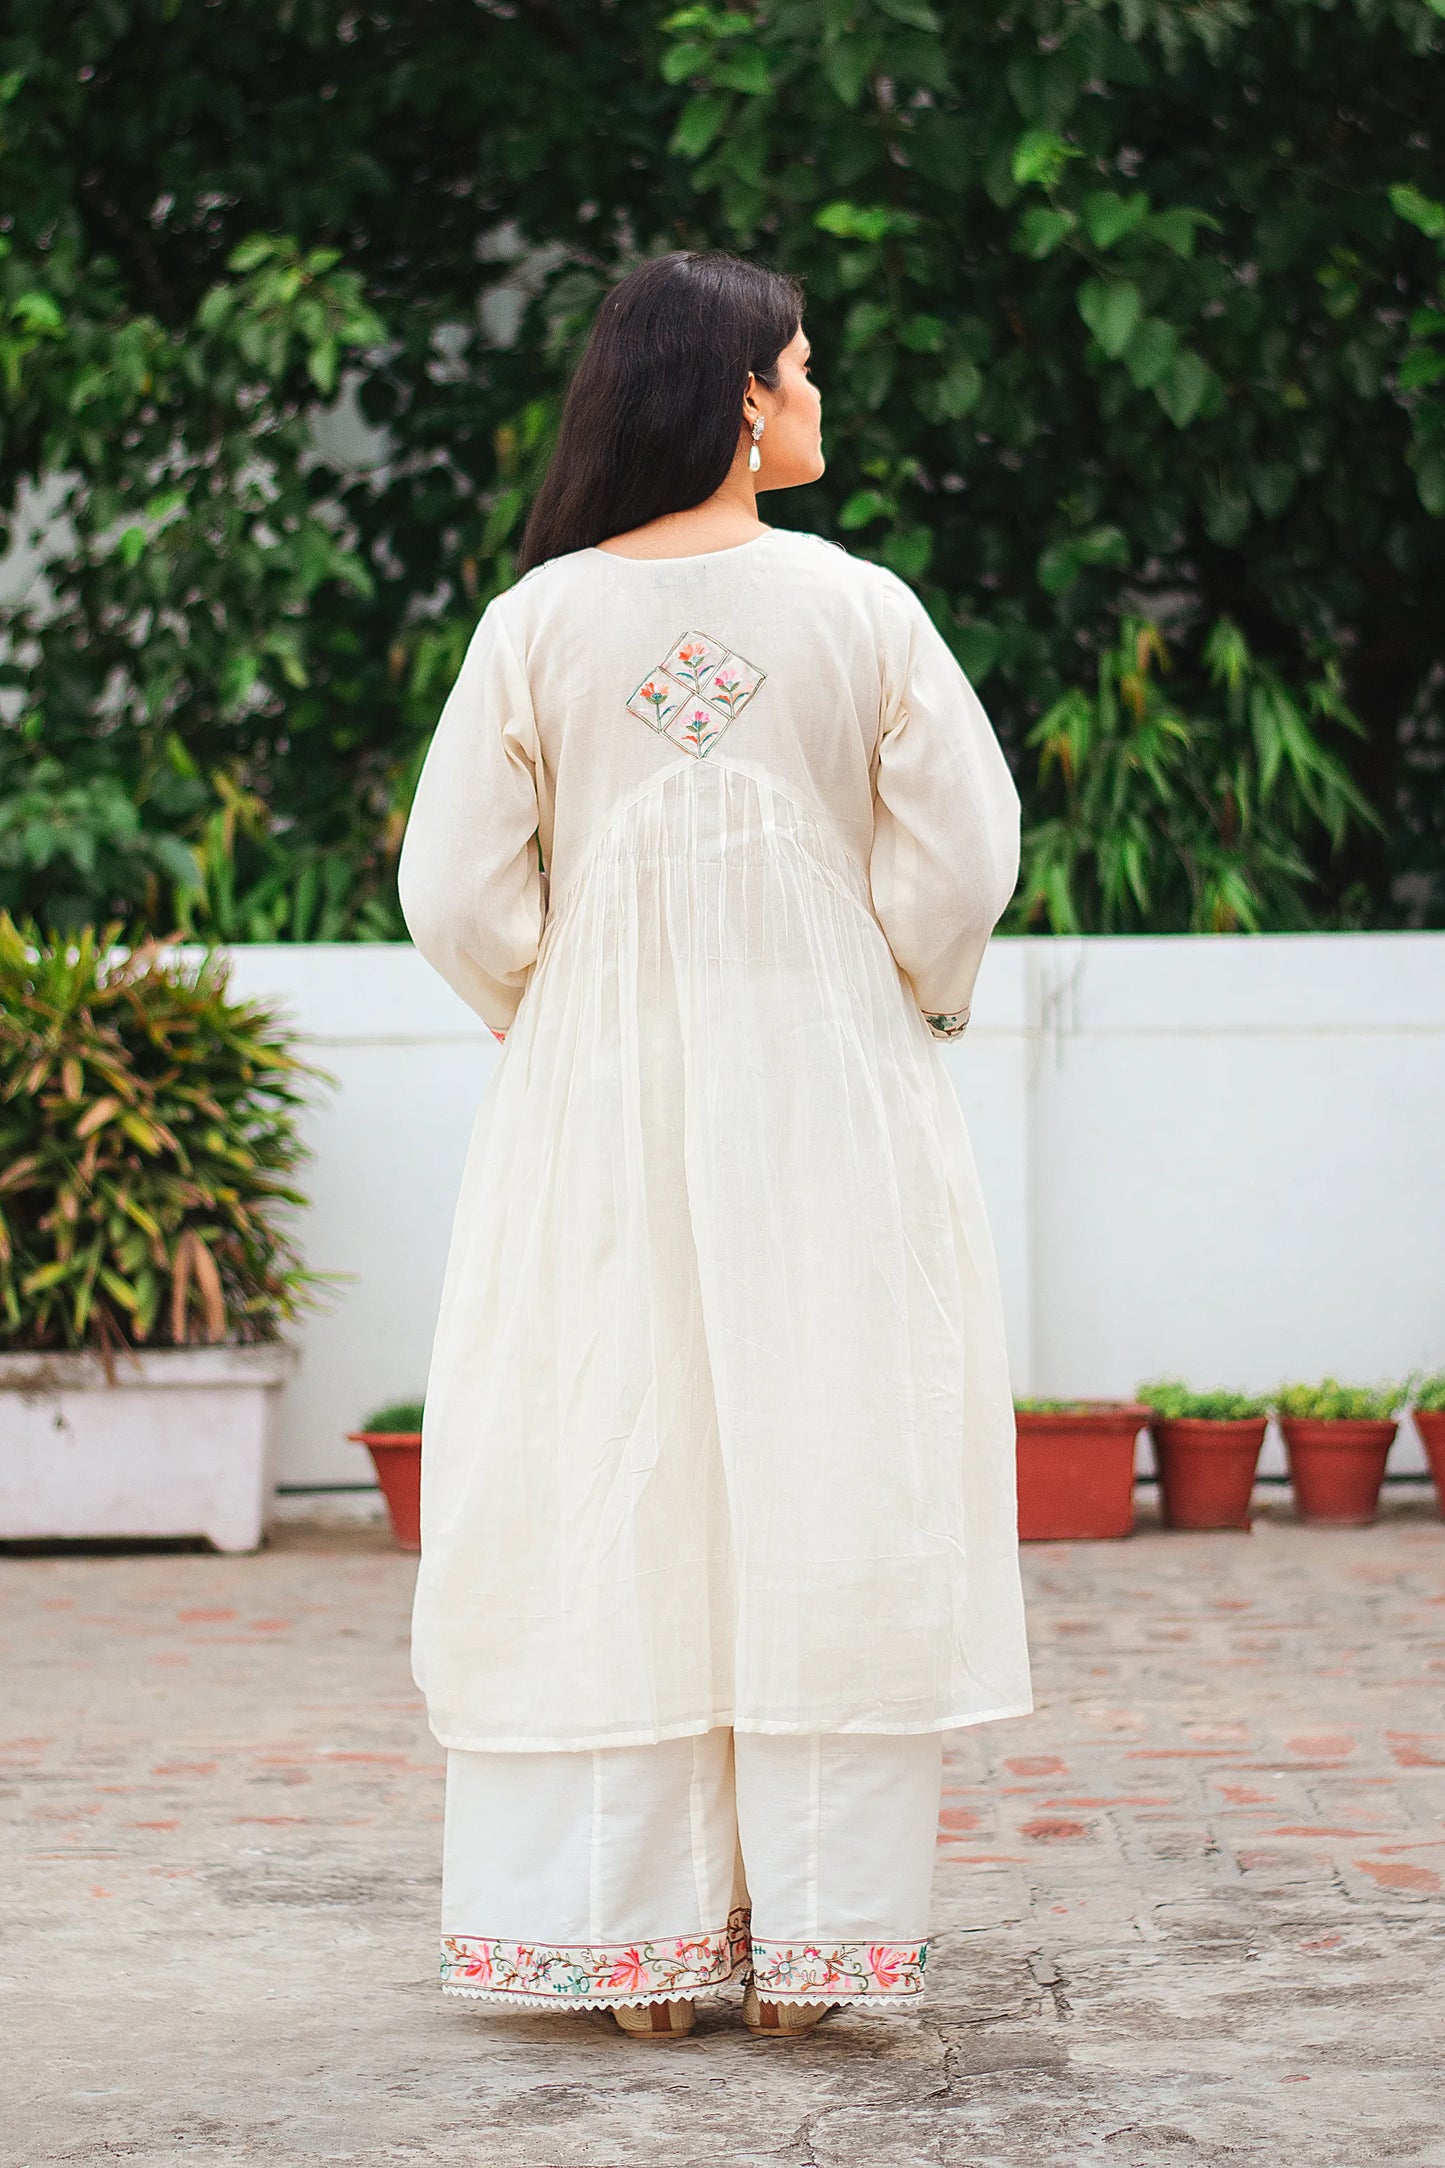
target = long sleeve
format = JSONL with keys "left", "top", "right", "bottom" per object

{"left": 396, "top": 601, "right": 545, "bottom": 1040}
{"left": 868, "top": 581, "right": 1021, "bottom": 1039}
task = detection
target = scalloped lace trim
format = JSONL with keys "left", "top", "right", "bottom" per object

{"left": 441, "top": 1972, "right": 745, "bottom": 2011}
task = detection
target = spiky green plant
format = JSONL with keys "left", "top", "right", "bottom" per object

{"left": 1137, "top": 1378, "right": 1272, "bottom": 1420}
{"left": 1275, "top": 1377, "right": 1403, "bottom": 1420}
{"left": 1014, "top": 1396, "right": 1108, "bottom": 1414}
{"left": 1411, "top": 1370, "right": 1445, "bottom": 1413}
{"left": 0, "top": 914, "right": 345, "bottom": 1352}
{"left": 361, "top": 1399, "right": 424, "bottom": 1432}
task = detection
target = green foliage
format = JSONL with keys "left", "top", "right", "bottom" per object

{"left": 0, "top": 213, "right": 395, "bottom": 940}
{"left": 1, "top": 1, "right": 1444, "bottom": 935}
{"left": 1414, "top": 1371, "right": 1445, "bottom": 1412}
{"left": 1136, "top": 1378, "right": 1271, "bottom": 1420}
{"left": 1275, "top": 1377, "right": 1404, "bottom": 1420}
{"left": 1015, "top": 616, "right": 1381, "bottom": 932}
{"left": 0, "top": 914, "right": 344, "bottom": 1351}
{"left": 361, "top": 1398, "right": 425, "bottom": 1432}
{"left": 1014, "top": 1397, "right": 1109, "bottom": 1413}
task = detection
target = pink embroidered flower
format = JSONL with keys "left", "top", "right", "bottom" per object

{"left": 447, "top": 1939, "right": 494, "bottom": 1984}
{"left": 868, "top": 1944, "right": 902, "bottom": 1990}
{"left": 681, "top": 708, "right": 716, "bottom": 754}
{"left": 604, "top": 1948, "right": 653, "bottom": 1993}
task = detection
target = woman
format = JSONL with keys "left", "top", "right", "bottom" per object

{"left": 396, "top": 250, "right": 1032, "bottom": 2040}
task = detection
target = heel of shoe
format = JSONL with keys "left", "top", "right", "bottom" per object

{"left": 612, "top": 1997, "right": 696, "bottom": 2037}
{"left": 741, "top": 1983, "right": 831, "bottom": 2035}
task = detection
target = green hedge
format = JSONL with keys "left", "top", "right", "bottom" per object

{"left": 1, "top": 0, "right": 1442, "bottom": 939}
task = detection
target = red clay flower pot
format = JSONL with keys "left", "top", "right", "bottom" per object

{"left": 1014, "top": 1402, "right": 1148, "bottom": 1541}
{"left": 1279, "top": 1417, "right": 1397, "bottom": 1527}
{"left": 1151, "top": 1416, "right": 1267, "bottom": 1532}
{"left": 1410, "top": 1410, "right": 1445, "bottom": 1516}
{"left": 347, "top": 1430, "right": 422, "bottom": 1551}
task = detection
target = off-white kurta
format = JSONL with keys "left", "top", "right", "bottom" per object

{"left": 397, "top": 527, "right": 1032, "bottom": 1752}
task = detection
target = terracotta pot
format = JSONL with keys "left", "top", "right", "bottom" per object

{"left": 347, "top": 1430, "right": 422, "bottom": 1550}
{"left": 1014, "top": 1402, "right": 1148, "bottom": 1541}
{"left": 1279, "top": 1417, "right": 1397, "bottom": 1527}
{"left": 1410, "top": 1409, "right": 1445, "bottom": 1515}
{"left": 1150, "top": 1416, "right": 1267, "bottom": 1532}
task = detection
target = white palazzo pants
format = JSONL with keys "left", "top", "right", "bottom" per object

{"left": 440, "top": 1726, "right": 944, "bottom": 2011}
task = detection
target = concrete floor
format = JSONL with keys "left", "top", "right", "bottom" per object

{"left": 4, "top": 1493, "right": 1443, "bottom": 2168}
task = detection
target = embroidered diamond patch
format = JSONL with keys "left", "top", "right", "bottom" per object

{"left": 626, "top": 628, "right": 765, "bottom": 759}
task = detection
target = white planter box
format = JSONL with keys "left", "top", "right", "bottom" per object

{"left": 0, "top": 1342, "right": 299, "bottom": 1552}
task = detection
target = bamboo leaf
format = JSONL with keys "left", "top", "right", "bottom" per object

{"left": 189, "top": 1232, "right": 228, "bottom": 1342}
{"left": 75, "top": 1096, "right": 122, "bottom": 1139}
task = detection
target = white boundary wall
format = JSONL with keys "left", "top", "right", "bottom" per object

{"left": 215, "top": 934, "right": 1445, "bottom": 1494}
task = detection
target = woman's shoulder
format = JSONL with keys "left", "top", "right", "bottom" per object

{"left": 766, "top": 529, "right": 924, "bottom": 627}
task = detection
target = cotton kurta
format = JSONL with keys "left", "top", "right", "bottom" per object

{"left": 397, "top": 527, "right": 1032, "bottom": 1752}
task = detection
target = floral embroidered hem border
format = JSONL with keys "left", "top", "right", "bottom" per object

{"left": 626, "top": 629, "right": 766, "bottom": 759}
{"left": 923, "top": 1006, "right": 970, "bottom": 1039}
{"left": 438, "top": 1910, "right": 927, "bottom": 2005}
{"left": 750, "top": 1937, "right": 927, "bottom": 2001}
{"left": 440, "top": 1905, "right": 751, "bottom": 2003}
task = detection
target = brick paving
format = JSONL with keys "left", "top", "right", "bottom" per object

{"left": 3, "top": 1493, "right": 1443, "bottom": 2167}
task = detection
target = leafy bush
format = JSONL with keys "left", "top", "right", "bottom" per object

{"left": 360, "top": 1398, "right": 425, "bottom": 1432}
{"left": 1137, "top": 1377, "right": 1271, "bottom": 1420}
{"left": 1411, "top": 1371, "right": 1445, "bottom": 1413}
{"left": 1, "top": 3, "right": 1443, "bottom": 935}
{"left": 1275, "top": 1377, "right": 1403, "bottom": 1420}
{"left": 0, "top": 915, "right": 343, "bottom": 1351}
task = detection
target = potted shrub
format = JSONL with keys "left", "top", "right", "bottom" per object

{"left": 1275, "top": 1377, "right": 1403, "bottom": 1526}
{"left": 0, "top": 917, "right": 340, "bottom": 1550}
{"left": 347, "top": 1398, "right": 423, "bottom": 1551}
{"left": 1136, "top": 1378, "right": 1271, "bottom": 1532}
{"left": 1013, "top": 1397, "right": 1150, "bottom": 1540}
{"left": 1408, "top": 1371, "right": 1445, "bottom": 1514}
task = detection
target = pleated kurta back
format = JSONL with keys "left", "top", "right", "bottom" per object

{"left": 397, "top": 528, "right": 1033, "bottom": 1751}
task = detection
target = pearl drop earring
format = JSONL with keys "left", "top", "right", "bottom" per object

{"left": 748, "top": 415, "right": 765, "bottom": 472}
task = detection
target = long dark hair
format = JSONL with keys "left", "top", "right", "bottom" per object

{"left": 517, "top": 251, "right": 804, "bottom": 573}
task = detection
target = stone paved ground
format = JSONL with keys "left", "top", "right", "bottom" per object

{"left": 3, "top": 1493, "right": 1443, "bottom": 2168}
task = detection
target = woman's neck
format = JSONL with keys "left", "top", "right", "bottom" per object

{"left": 594, "top": 471, "right": 766, "bottom": 560}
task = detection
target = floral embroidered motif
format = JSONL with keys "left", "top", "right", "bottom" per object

{"left": 749, "top": 1937, "right": 928, "bottom": 2001}
{"left": 923, "top": 1006, "right": 971, "bottom": 1039}
{"left": 440, "top": 1904, "right": 752, "bottom": 2003}
{"left": 626, "top": 628, "right": 765, "bottom": 758}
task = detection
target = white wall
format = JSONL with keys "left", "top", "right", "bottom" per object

{"left": 218, "top": 934, "right": 1445, "bottom": 1494}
